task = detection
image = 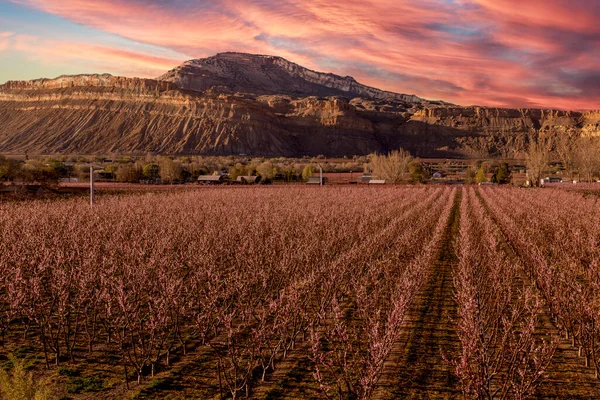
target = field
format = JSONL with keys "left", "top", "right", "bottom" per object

{"left": 0, "top": 185, "right": 599, "bottom": 399}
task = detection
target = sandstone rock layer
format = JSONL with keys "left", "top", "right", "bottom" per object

{"left": 0, "top": 54, "right": 598, "bottom": 157}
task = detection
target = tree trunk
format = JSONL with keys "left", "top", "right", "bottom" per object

{"left": 218, "top": 362, "right": 224, "bottom": 400}
{"left": 123, "top": 360, "right": 129, "bottom": 389}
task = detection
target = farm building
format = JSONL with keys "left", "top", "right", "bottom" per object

{"left": 197, "top": 175, "right": 226, "bottom": 185}
{"left": 0, "top": 185, "right": 46, "bottom": 197}
{"left": 320, "top": 172, "right": 358, "bottom": 184}
{"left": 236, "top": 176, "right": 261, "bottom": 184}
{"left": 358, "top": 174, "right": 373, "bottom": 183}
{"left": 369, "top": 180, "right": 386, "bottom": 184}
{"left": 544, "top": 176, "right": 563, "bottom": 183}
{"left": 307, "top": 176, "right": 327, "bottom": 185}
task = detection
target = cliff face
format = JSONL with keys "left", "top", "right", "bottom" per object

{"left": 0, "top": 76, "right": 394, "bottom": 156}
{"left": 0, "top": 54, "right": 598, "bottom": 157}
{"left": 1, "top": 74, "right": 177, "bottom": 92}
{"left": 158, "top": 52, "right": 432, "bottom": 104}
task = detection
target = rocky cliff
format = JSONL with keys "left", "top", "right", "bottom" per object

{"left": 0, "top": 76, "right": 414, "bottom": 156}
{"left": 0, "top": 54, "right": 598, "bottom": 157}
{"left": 158, "top": 52, "right": 436, "bottom": 104}
{"left": 0, "top": 74, "right": 178, "bottom": 92}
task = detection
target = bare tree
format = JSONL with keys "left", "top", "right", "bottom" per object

{"left": 369, "top": 148, "right": 413, "bottom": 184}
{"left": 525, "top": 136, "right": 551, "bottom": 187}
{"left": 574, "top": 137, "right": 600, "bottom": 182}
{"left": 550, "top": 130, "right": 577, "bottom": 179}
{"left": 159, "top": 158, "right": 183, "bottom": 184}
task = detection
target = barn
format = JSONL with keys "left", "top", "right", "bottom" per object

{"left": 197, "top": 175, "right": 226, "bottom": 185}
{"left": 307, "top": 176, "right": 327, "bottom": 185}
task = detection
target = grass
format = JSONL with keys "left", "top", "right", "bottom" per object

{"left": 66, "top": 375, "right": 105, "bottom": 394}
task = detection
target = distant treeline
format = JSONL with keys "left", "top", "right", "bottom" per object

{"left": 2, "top": 133, "right": 600, "bottom": 187}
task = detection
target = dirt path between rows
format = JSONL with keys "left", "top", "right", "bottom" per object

{"left": 376, "top": 191, "right": 461, "bottom": 399}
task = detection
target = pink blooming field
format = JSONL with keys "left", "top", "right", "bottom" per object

{"left": 0, "top": 186, "right": 598, "bottom": 398}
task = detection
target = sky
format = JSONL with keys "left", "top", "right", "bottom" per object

{"left": 0, "top": 0, "right": 599, "bottom": 110}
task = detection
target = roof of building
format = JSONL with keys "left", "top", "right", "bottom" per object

{"left": 0, "top": 185, "right": 45, "bottom": 193}
{"left": 307, "top": 176, "right": 326, "bottom": 184}
{"left": 197, "top": 175, "right": 224, "bottom": 181}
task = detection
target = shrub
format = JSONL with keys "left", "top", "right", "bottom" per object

{"left": 475, "top": 167, "right": 487, "bottom": 184}
{"left": 0, "top": 355, "right": 53, "bottom": 400}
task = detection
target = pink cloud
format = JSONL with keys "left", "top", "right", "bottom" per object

{"left": 472, "top": 0, "right": 600, "bottom": 32}
{"left": 9, "top": 0, "right": 600, "bottom": 109}
{"left": 0, "top": 32, "right": 14, "bottom": 52}
{"left": 12, "top": 34, "right": 185, "bottom": 77}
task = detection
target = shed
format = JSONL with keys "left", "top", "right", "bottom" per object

{"left": 307, "top": 176, "right": 327, "bottom": 185}
{"left": 358, "top": 174, "right": 373, "bottom": 183}
{"left": 0, "top": 185, "right": 46, "bottom": 196}
{"left": 197, "top": 175, "right": 225, "bottom": 184}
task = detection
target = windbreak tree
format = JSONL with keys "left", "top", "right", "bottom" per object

{"left": 228, "top": 163, "right": 246, "bottom": 180}
{"left": 551, "top": 130, "right": 577, "bottom": 178}
{"left": 256, "top": 162, "right": 275, "bottom": 180}
{"left": 574, "top": 138, "right": 600, "bottom": 182}
{"left": 143, "top": 163, "right": 160, "bottom": 181}
{"left": 369, "top": 148, "right": 413, "bottom": 184}
{"left": 475, "top": 167, "right": 487, "bottom": 184}
{"left": 525, "top": 136, "right": 551, "bottom": 187}
{"left": 464, "top": 167, "right": 476, "bottom": 184}
{"left": 492, "top": 162, "right": 512, "bottom": 184}
{"left": 115, "top": 163, "right": 143, "bottom": 183}
{"left": 160, "top": 159, "right": 184, "bottom": 183}
{"left": 408, "top": 160, "right": 429, "bottom": 183}
{"left": 301, "top": 165, "right": 313, "bottom": 181}
{"left": 0, "top": 156, "right": 21, "bottom": 183}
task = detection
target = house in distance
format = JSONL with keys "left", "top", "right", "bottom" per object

{"left": 197, "top": 175, "right": 226, "bottom": 185}
{"left": 306, "top": 176, "right": 327, "bottom": 185}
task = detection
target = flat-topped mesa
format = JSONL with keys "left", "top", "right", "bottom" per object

{"left": 411, "top": 106, "right": 595, "bottom": 132}
{"left": 413, "top": 106, "right": 585, "bottom": 120}
{"left": 1, "top": 74, "right": 179, "bottom": 92}
{"left": 0, "top": 52, "right": 598, "bottom": 157}
{"left": 158, "top": 52, "right": 431, "bottom": 103}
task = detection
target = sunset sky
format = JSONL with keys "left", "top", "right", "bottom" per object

{"left": 1, "top": 0, "right": 599, "bottom": 109}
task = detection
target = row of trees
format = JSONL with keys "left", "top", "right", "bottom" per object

{"left": 0, "top": 156, "right": 74, "bottom": 187}
{"left": 452, "top": 188, "right": 556, "bottom": 398}
{"left": 3, "top": 132, "right": 597, "bottom": 188}
{"left": 0, "top": 186, "right": 455, "bottom": 398}
{"left": 480, "top": 186, "right": 600, "bottom": 380}
{"left": 0, "top": 154, "right": 369, "bottom": 186}
{"left": 526, "top": 134, "right": 600, "bottom": 186}
{"left": 368, "top": 134, "right": 600, "bottom": 187}
{"left": 112, "top": 160, "right": 321, "bottom": 184}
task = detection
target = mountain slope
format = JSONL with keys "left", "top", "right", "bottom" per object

{"left": 0, "top": 54, "right": 598, "bottom": 157}
{"left": 158, "top": 52, "right": 436, "bottom": 104}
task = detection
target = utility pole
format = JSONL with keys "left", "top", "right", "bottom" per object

{"left": 90, "top": 166, "right": 95, "bottom": 206}
{"left": 318, "top": 163, "right": 323, "bottom": 186}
